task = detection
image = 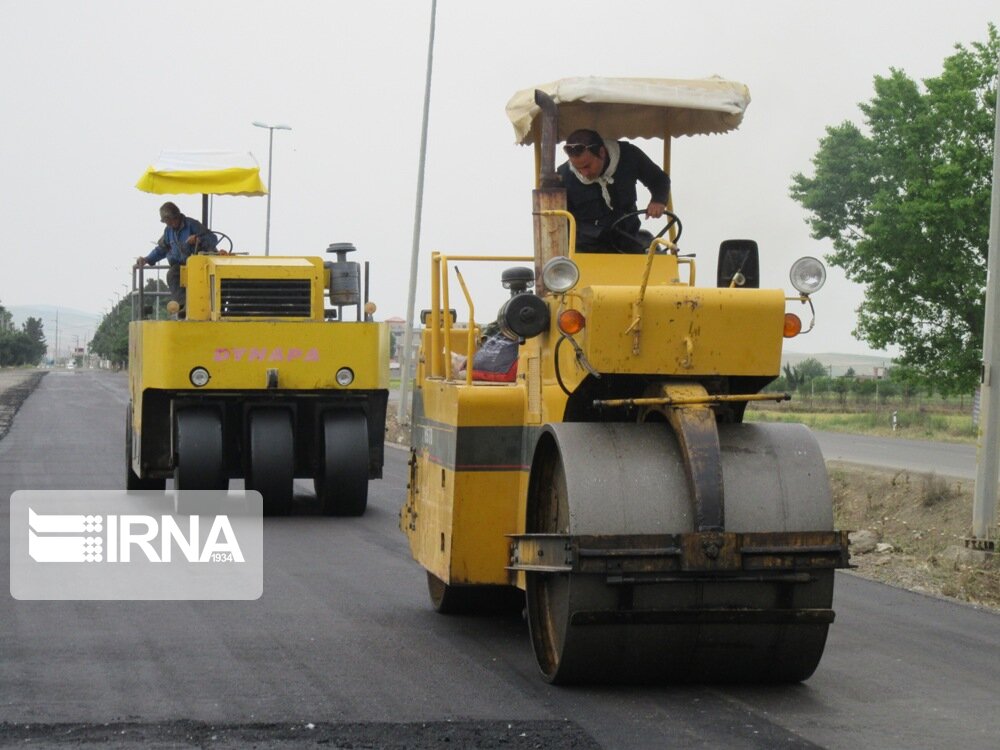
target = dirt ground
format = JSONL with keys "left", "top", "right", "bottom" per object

{"left": 828, "top": 462, "right": 999, "bottom": 611}
{"left": 0, "top": 368, "right": 46, "bottom": 442}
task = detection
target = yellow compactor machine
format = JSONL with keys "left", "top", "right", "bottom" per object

{"left": 402, "top": 77, "right": 850, "bottom": 683}
{"left": 127, "top": 244, "right": 389, "bottom": 516}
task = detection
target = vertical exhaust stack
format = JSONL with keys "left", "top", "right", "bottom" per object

{"left": 325, "top": 242, "right": 362, "bottom": 321}
{"left": 531, "top": 90, "right": 567, "bottom": 296}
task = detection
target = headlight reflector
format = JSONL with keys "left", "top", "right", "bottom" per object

{"left": 335, "top": 367, "right": 354, "bottom": 386}
{"left": 542, "top": 257, "right": 580, "bottom": 294}
{"left": 790, "top": 256, "right": 827, "bottom": 295}
{"left": 189, "top": 367, "right": 210, "bottom": 387}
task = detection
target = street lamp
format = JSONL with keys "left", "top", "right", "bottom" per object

{"left": 252, "top": 121, "right": 292, "bottom": 256}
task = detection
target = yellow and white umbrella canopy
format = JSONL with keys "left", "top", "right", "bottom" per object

{"left": 135, "top": 150, "right": 267, "bottom": 196}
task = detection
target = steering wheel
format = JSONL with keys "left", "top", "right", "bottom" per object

{"left": 211, "top": 231, "right": 234, "bottom": 254}
{"left": 194, "top": 231, "right": 234, "bottom": 255}
{"left": 608, "top": 209, "right": 683, "bottom": 253}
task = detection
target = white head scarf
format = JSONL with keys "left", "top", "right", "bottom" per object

{"left": 568, "top": 139, "right": 620, "bottom": 209}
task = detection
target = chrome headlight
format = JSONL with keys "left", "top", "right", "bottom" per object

{"left": 335, "top": 367, "right": 354, "bottom": 386}
{"left": 541, "top": 257, "right": 580, "bottom": 294}
{"left": 790, "top": 256, "right": 827, "bottom": 295}
{"left": 189, "top": 367, "right": 210, "bottom": 387}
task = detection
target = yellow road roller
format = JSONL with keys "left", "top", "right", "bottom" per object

{"left": 401, "top": 76, "right": 850, "bottom": 683}
{"left": 127, "top": 244, "right": 389, "bottom": 516}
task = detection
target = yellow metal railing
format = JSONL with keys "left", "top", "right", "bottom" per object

{"left": 453, "top": 267, "right": 475, "bottom": 385}
{"left": 537, "top": 209, "right": 577, "bottom": 257}
{"left": 429, "top": 252, "right": 533, "bottom": 379}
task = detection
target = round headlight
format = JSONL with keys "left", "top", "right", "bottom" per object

{"left": 335, "top": 367, "right": 354, "bottom": 386}
{"left": 541, "top": 257, "right": 580, "bottom": 294}
{"left": 790, "top": 256, "right": 827, "bottom": 295}
{"left": 189, "top": 367, "right": 210, "bottom": 387}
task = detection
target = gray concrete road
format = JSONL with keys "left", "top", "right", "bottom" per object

{"left": 0, "top": 371, "right": 997, "bottom": 749}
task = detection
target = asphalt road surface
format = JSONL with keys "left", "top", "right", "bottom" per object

{"left": 814, "top": 430, "right": 978, "bottom": 479}
{"left": 0, "top": 371, "right": 997, "bottom": 749}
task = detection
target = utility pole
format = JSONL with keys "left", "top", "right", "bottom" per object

{"left": 252, "top": 121, "right": 292, "bottom": 256}
{"left": 397, "top": 0, "right": 438, "bottom": 425}
{"left": 970, "top": 52, "right": 1000, "bottom": 551}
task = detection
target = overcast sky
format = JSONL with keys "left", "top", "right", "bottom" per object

{"left": 1, "top": 0, "right": 997, "bottom": 357}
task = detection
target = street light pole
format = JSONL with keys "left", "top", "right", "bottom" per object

{"left": 398, "top": 0, "right": 438, "bottom": 425}
{"left": 252, "top": 121, "right": 292, "bottom": 256}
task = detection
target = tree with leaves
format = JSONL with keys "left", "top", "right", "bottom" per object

{"left": 0, "top": 302, "right": 12, "bottom": 334}
{"left": 89, "top": 301, "right": 130, "bottom": 367}
{"left": 782, "top": 362, "right": 802, "bottom": 389}
{"left": 797, "top": 357, "right": 828, "bottom": 382}
{"left": 782, "top": 357, "right": 828, "bottom": 391}
{"left": 0, "top": 300, "right": 46, "bottom": 366}
{"left": 90, "top": 279, "right": 169, "bottom": 367}
{"left": 790, "top": 25, "right": 999, "bottom": 395}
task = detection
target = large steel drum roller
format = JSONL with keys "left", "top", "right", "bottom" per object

{"left": 521, "top": 421, "right": 840, "bottom": 684}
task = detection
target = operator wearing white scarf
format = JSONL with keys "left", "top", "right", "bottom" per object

{"left": 558, "top": 129, "right": 670, "bottom": 252}
{"left": 568, "top": 138, "right": 621, "bottom": 210}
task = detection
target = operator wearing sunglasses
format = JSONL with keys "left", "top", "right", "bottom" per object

{"left": 558, "top": 129, "right": 670, "bottom": 253}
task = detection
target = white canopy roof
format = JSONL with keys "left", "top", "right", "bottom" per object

{"left": 505, "top": 76, "right": 751, "bottom": 145}
{"left": 147, "top": 150, "right": 261, "bottom": 172}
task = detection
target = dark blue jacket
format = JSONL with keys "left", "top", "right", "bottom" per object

{"left": 144, "top": 216, "right": 217, "bottom": 266}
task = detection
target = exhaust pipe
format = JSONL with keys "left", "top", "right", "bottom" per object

{"left": 535, "top": 90, "right": 560, "bottom": 188}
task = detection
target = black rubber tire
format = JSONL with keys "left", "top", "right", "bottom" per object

{"left": 125, "top": 403, "right": 165, "bottom": 491}
{"left": 173, "top": 407, "right": 227, "bottom": 491}
{"left": 315, "top": 411, "right": 369, "bottom": 516}
{"left": 246, "top": 408, "right": 295, "bottom": 516}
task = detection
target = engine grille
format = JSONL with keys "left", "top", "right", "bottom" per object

{"left": 219, "top": 278, "right": 312, "bottom": 317}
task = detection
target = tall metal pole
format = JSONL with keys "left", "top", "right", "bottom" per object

{"left": 264, "top": 127, "right": 274, "bottom": 255}
{"left": 970, "top": 53, "right": 1000, "bottom": 548}
{"left": 252, "top": 122, "right": 292, "bottom": 256}
{"left": 397, "top": 0, "right": 437, "bottom": 425}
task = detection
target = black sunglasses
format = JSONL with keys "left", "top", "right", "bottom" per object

{"left": 563, "top": 143, "right": 595, "bottom": 157}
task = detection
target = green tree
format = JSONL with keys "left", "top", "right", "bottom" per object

{"left": 763, "top": 375, "right": 789, "bottom": 393}
{"left": 0, "top": 300, "right": 45, "bottom": 366}
{"left": 0, "top": 301, "right": 13, "bottom": 333}
{"left": 90, "top": 300, "right": 130, "bottom": 366}
{"left": 790, "top": 26, "right": 999, "bottom": 395}
{"left": 831, "top": 375, "right": 850, "bottom": 407}
{"left": 797, "top": 357, "right": 828, "bottom": 382}
{"left": 19, "top": 317, "right": 46, "bottom": 364}
{"left": 23, "top": 316, "right": 44, "bottom": 344}
{"left": 90, "top": 279, "right": 168, "bottom": 367}
{"left": 782, "top": 362, "right": 803, "bottom": 389}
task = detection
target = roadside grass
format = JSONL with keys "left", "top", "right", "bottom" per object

{"left": 746, "top": 407, "right": 977, "bottom": 443}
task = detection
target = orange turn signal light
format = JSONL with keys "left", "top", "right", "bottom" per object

{"left": 783, "top": 313, "right": 803, "bottom": 338}
{"left": 558, "top": 309, "right": 586, "bottom": 335}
